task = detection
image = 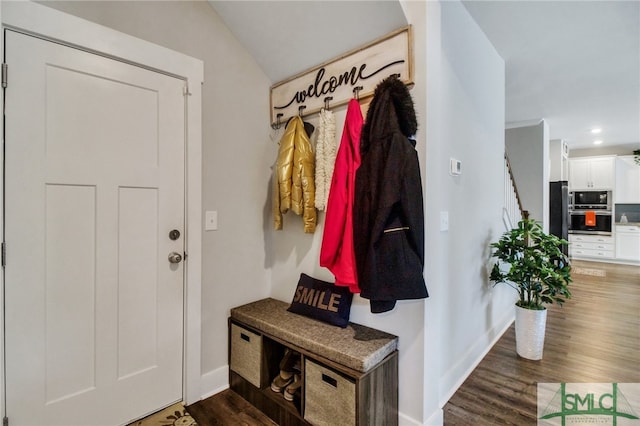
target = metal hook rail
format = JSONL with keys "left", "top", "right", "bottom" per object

{"left": 271, "top": 74, "right": 403, "bottom": 129}
{"left": 353, "top": 86, "right": 363, "bottom": 100}
{"left": 271, "top": 113, "right": 284, "bottom": 130}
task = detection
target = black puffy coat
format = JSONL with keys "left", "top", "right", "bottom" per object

{"left": 353, "top": 75, "right": 428, "bottom": 313}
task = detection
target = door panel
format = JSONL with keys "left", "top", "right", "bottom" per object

{"left": 118, "top": 187, "right": 159, "bottom": 379}
{"left": 45, "top": 184, "right": 97, "bottom": 404}
{"left": 45, "top": 64, "right": 162, "bottom": 177}
{"left": 5, "top": 30, "right": 185, "bottom": 425}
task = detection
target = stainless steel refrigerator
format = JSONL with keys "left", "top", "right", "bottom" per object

{"left": 549, "top": 180, "right": 569, "bottom": 256}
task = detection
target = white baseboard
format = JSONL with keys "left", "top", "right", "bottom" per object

{"left": 399, "top": 407, "right": 443, "bottom": 426}
{"left": 439, "top": 310, "right": 515, "bottom": 406}
{"left": 423, "top": 407, "right": 444, "bottom": 426}
{"left": 200, "top": 365, "right": 229, "bottom": 400}
{"left": 399, "top": 412, "right": 425, "bottom": 426}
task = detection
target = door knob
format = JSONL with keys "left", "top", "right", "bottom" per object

{"left": 168, "top": 252, "right": 182, "bottom": 264}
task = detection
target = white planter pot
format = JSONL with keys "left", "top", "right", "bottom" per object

{"left": 515, "top": 305, "right": 547, "bottom": 360}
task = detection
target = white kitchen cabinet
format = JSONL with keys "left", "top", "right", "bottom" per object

{"left": 615, "top": 225, "right": 640, "bottom": 262}
{"left": 569, "top": 156, "right": 615, "bottom": 190}
{"left": 569, "top": 234, "right": 614, "bottom": 259}
{"left": 569, "top": 158, "right": 591, "bottom": 189}
{"left": 615, "top": 156, "right": 640, "bottom": 203}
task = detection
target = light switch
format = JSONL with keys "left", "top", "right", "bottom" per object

{"left": 450, "top": 158, "right": 462, "bottom": 176}
{"left": 205, "top": 210, "right": 218, "bottom": 231}
{"left": 440, "top": 211, "right": 449, "bottom": 232}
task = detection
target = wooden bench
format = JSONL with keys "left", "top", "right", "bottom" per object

{"left": 229, "top": 298, "right": 399, "bottom": 425}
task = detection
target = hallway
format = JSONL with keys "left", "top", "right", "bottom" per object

{"left": 443, "top": 260, "right": 640, "bottom": 424}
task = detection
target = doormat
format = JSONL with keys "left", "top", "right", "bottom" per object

{"left": 572, "top": 267, "right": 606, "bottom": 277}
{"left": 128, "top": 402, "right": 198, "bottom": 426}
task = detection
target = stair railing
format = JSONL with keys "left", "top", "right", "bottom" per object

{"left": 503, "top": 153, "right": 528, "bottom": 229}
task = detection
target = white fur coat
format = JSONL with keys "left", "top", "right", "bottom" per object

{"left": 314, "top": 108, "right": 337, "bottom": 210}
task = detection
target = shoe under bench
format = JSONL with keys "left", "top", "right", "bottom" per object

{"left": 228, "top": 297, "right": 399, "bottom": 426}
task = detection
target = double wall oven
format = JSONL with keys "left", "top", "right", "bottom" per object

{"left": 569, "top": 190, "right": 612, "bottom": 235}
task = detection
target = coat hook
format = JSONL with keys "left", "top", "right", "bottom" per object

{"left": 271, "top": 113, "right": 283, "bottom": 130}
{"left": 298, "top": 105, "right": 306, "bottom": 117}
{"left": 324, "top": 96, "right": 333, "bottom": 110}
{"left": 353, "top": 86, "right": 363, "bottom": 100}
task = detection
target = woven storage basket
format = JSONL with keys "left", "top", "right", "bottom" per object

{"left": 230, "top": 324, "right": 263, "bottom": 388}
{"left": 304, "top": 358, "right": 355, "bottom": 426}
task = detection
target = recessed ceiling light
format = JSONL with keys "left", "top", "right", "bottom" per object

{"left": 593, "top": 140, "right": 603, "bottom": 145}
{"left": 591, "top": 128, "right": 602, "bottom": 134}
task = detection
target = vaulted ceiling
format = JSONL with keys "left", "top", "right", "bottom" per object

{"left": 209, "top": 0, "right": 639, "bottom": 150}
{"left": 463, "top": 0, "right": 639, "bottom": 149}
{"left": 209, "top": 1, "right": 407, "bottom": 83}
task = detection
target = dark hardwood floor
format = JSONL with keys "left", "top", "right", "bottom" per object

{"left": 444, "top": 260, "right": 640, "bottom": 425}
{"left": 188, "top": 260, "right": 640, "bottom": 425}
{"left": 188, "top": 388, "right": 277, "bottom": 426}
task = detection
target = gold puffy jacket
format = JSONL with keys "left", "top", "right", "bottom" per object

{"left": 274, "top": 116, "right": 316, "bottom": 233}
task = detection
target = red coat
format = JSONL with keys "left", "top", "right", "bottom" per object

{"left": 320, "top": 99, "right": 363, "bottom": 293}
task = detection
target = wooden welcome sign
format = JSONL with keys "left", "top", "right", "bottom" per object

{"left": 270, "top": 26, "right": 413, "bottom": 126}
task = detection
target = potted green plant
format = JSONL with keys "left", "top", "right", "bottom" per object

{"left": 489, "top": 218, "right": 572, "bottom": 360}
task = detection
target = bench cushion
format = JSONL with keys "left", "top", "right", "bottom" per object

{"left": 230, "top": 298, "right": 398, "bottom": 373}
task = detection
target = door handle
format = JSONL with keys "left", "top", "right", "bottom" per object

{"left": 168, "top": 252, "right": 182, "bottom": 264}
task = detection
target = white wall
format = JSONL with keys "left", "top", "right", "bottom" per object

{"left": 37, "top": 0, "right": 273, "bottom": 394}
{"left": 506, "top": 120, "right": 550, "bottom": 229}
{"left": 424, "top": 1, "right": 515, "bottom": 423}
{"left": 549, "top": 139, "right": 568, "bottom": 182}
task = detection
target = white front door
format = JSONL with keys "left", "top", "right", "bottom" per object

{"left": 4, "top": 30, "right": 185, "bottom": 425}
